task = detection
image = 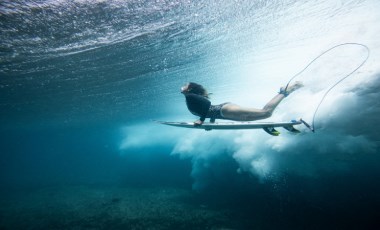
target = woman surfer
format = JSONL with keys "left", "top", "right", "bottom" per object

{"left": 181, "top": 82, "right": 303, "bottom": 126}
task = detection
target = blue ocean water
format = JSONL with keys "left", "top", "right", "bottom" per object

{"left": 1, "top": 0, "right": 380, "bottom": 229}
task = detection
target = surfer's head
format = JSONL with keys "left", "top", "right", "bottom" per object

{"left": 181, "top": 82, "right": 209, "bottom": 98}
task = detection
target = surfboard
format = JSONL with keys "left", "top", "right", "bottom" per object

{"left": 154, "top": 120, "right": 303, "bottom": 136}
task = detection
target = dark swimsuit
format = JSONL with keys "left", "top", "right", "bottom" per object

{"left": 207, "top": 103, "right": 229, "bottom": 122}
{"left": 184, "top": 93, "right": 227, "bottom": 123}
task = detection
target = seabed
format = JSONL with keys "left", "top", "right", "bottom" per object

{"left": 0, "top": 185, "right": 234, "bottom": 230}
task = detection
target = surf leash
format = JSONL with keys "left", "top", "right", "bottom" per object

{"left": 283, "top": 43, "right": 370, "bottom": 132}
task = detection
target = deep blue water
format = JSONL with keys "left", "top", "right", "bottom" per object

{"left": 1, "top": 0, "right": 380, "bottom": 229}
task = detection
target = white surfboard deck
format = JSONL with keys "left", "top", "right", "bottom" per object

{"left": 154, "top": 120, "right": 302, "bottom": 130}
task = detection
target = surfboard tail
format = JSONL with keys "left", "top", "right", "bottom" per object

{"left": 300, "top": 118, "right": 315, "bottom": 132}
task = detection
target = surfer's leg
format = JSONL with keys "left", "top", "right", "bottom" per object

{"left": 261, "top": 93, "right": 286, "bottom": 116}
{"left": 220, "top": 105, "right": 267, "bottom": 121}
{"left": 221, "top": 82, "right": 303, "bottom": 121}
{"left": 279, "top": 81, "right": 304, "bottom": 97}
{"left": 260, "top": 81, "right": 304, "bottom": 116}
{"left": 221, "top": 95, "right": 285, "bottom": 121}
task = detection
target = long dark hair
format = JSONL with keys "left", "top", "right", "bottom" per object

{"left": 187, "top": 82, "right": 210, "bottom": 98}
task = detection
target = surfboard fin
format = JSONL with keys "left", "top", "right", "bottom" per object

{"left": 263, "top": 127, "right": 280, "bottom": 136}
{"left": 283, "top": 125, "right": 301, "bottom": 133}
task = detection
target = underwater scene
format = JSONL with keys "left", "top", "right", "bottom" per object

{"left": 1, "top": 0, "right": 380, "bottom": 229}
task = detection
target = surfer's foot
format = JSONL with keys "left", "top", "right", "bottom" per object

{"left": 279, "top": 81, "right": 304, "bottom": 97}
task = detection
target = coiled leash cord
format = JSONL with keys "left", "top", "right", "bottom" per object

{"left": 284, "top": 43, "right": 370, "bottom": 132}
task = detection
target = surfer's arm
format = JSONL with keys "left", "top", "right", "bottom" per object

{"left": 194, "top": 119, "right": 204, "bottom": 126}
{"left": 185, "top": 93, "right": 211, "bottom": 125}
{"left": 199, "top": 113, "right": 206, "bottom": 123}
{"left": 194, "top": 99, "right": 208, "bottom": 125}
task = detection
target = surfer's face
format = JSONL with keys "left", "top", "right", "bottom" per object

{"left": 181, "top": 83, "right": 190, "bottom": 93}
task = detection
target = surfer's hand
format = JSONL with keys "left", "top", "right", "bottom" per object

{"left": 193, "top": 120, "right": 203, "bottom": 126}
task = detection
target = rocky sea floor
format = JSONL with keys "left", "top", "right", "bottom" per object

{"left": 0, "top": 185, "right": 237, "bottom": 230}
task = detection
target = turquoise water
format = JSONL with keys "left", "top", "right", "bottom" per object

{"left": 1, "top": 0, "right": 380, "bottom": 229}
